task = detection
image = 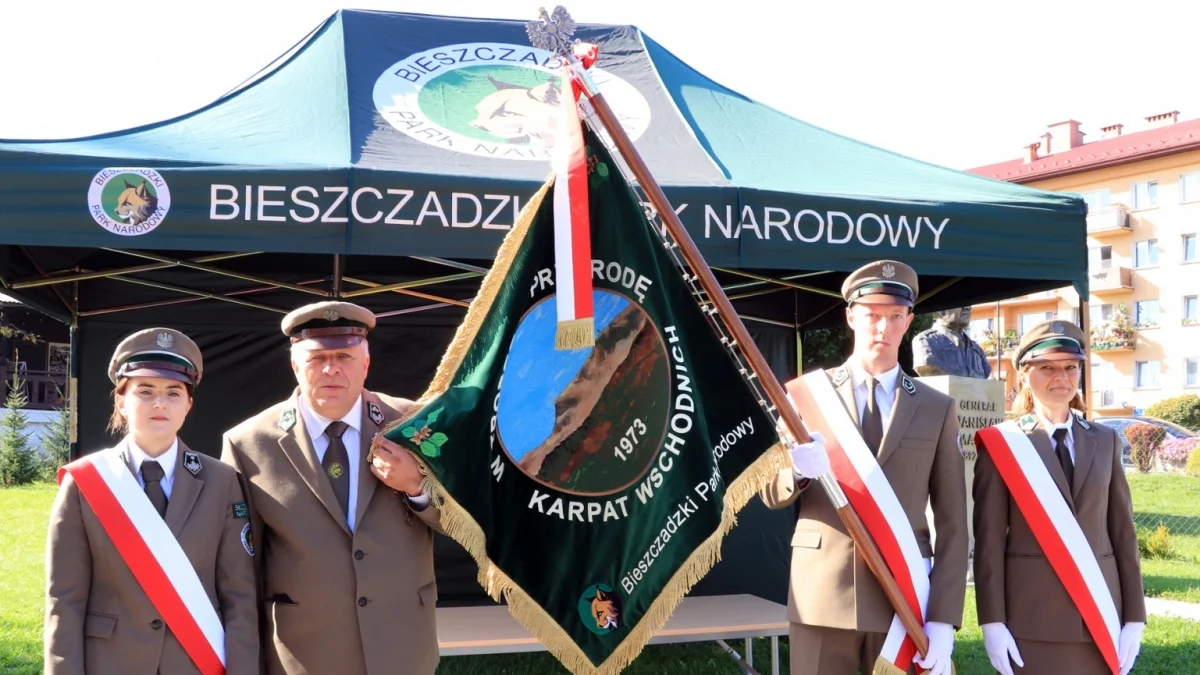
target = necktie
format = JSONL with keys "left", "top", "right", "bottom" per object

{"left": 1053, "top": 427, "right": 1075, "bottom": 488}
{"left": 323, "top": 421, "right": 351, "bottom": 519}
{"left": 140, "top": 460, "right": 168, "bottom": 518}
{"left": 861, "top": 377, "right": 884, "bottom": 456}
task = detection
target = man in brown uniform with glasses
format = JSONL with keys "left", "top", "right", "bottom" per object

{"left": 222, "top": 301, "right": 443, "bottom": 675}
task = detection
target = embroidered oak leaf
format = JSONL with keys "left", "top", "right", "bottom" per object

{"left": 400, "top": 407, "right": 448, "bottom": 457}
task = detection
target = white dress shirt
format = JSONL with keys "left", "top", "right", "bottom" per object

{"left": 1039, "top": 415, "right": 1076, "bottom": 463}
{"left": 127, "top": 437, "right": 179, "bottom": 499}
{"left": 847, "top": 361, "right": 901, "bottom": 431}
{"left": 299, "top": 394, "right": 365, "bottom": 531}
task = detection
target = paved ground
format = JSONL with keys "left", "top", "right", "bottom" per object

{"left": 1145, "top": 596, "right": 1200, "bottom": 621}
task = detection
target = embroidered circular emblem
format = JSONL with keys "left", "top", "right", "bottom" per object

{"left": 1051, "top": 320, "right": 1064, "bottom": 334}
{"left": 328, "top": 462, "right": 344, "bottom": 479}
{"left": 881, "top": 263, "right": 896, "bottom": 279}
{"left": 577, "top": 584, "right": 621, "bottom": 635}
{"left": 240, "top": 523, "right": 255, "bottom": 556}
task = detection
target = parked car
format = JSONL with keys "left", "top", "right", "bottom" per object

{"left": 1093, "top": 415, "right": 1197, "bottom": 466}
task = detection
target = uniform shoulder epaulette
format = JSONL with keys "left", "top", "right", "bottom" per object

{"left": 900, "top": 375, "right": 917, "bottom": 395}
{"left": 1017, "top": 414, "right": 1037, "bottom": 432}
{"left": 830, "top": 367, "right": 849, "bottom": 386}
{"left": 279, "top": 405, "right": 297, "bottom": 432}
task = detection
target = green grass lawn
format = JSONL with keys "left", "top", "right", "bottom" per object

{"left": 1128, "top": 473, "right": 1200, "bottom": 603}
{"left": 4, "top": 476, "right": 1199, "bottom": 674}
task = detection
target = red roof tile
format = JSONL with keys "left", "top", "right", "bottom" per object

{"left": 966, "top": 117, "right": 1200, "bottom": 183}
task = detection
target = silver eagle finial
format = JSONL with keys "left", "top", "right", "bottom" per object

{"left": 526, "top": 5, "right": 578, "bottom": 57}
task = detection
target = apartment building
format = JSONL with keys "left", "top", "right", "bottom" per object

{"left": 967, "top": 112, "right": 1200, "bottom": 414}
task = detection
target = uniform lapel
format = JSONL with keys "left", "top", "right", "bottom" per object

{"left": 164, "top": 441, "right": 203, "bottom": 537}
{"left": 1070, "top": 416, "right": 1096, "bottom": 500}
{"left": 876, "top": 376, "right": 918, "bottom": 466}
{"left": 354, "top": 397, "right": 382, "bottom": 530}
{"left": 833, "top": 363, "right": 859, "bottom": 426}
{"left": 277, "top": 398, "right": 352, "bottom": 536}
{"left": 1027, "top": 421, "right": 1076, "bottom": 512}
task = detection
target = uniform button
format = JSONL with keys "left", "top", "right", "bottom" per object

{"left": 354, "top": 550, "right": 364, "bottom": 560}
{"left": 151, "top": 619, "right": 164, "bottom": 630}
{"left": 358, "top": 597, "right": 368, "bottom": 607}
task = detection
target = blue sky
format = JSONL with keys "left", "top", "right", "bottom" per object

{"left": 4, "top": 1, "right": 1199, "bottom": 170}
{"left": 498, "top": 291, "right": 629, "bottom": 460}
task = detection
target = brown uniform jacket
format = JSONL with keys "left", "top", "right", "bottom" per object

{"left": 221, "top": 390, "right": 443, "bottom": 675}
{"left": 760, "top": 363, "right": 969, "bottom": 633}
{"left": 44, "top": 440, "right": 259, "bottom": 675}
{"left": 973, "top": 414, "right": 1146, "bottom": 642}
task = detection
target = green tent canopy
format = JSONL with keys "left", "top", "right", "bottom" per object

{"left": 0, "top": 6, "right": 1088, "bottom": 620}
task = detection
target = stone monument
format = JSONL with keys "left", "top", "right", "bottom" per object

{"left": 913, "top": 309, "right": 1005, "bottom": 577}
{"left": 912, "top": 307, "right": 993, "bottom": 379}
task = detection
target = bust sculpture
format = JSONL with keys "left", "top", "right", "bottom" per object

{"left": 912, "top": 307, "right": 993, "bottom": 379}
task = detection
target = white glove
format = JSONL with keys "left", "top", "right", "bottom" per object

{"left": 981, "top": 622, "right": 1023, "bottom": 675}
{"left": 790, "top": 431, "right": 829, "bottom": 480}
{"left": 913, "top": 621, "right": 954, "bottom": 675}
{"left": 1118, "top": 621, "right": 1144, "bottom": 675}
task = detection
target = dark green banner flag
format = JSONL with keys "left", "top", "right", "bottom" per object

{"left": 383, "top": 130, "right": 786, "bottom": 674}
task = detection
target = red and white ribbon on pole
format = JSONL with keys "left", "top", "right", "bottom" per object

{"left": 787, "top": 372, "right": 932, "bottom": 671}
{"left": 552, "top": 46, "right": 597, "bottom": 351}
{"left": 59, "top": 450, "right": 225, "bottom": 675}
{"left": 975, "top": 423, "right": 1120, "bottom": 673}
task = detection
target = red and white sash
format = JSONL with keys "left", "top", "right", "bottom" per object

{"left": 59, "top": 448, "right": 225, "bottom": 675}
{"left": 787, "top": 372, "right": 931, "bottom": 671}
{"left": 975, "top": 422, "right": 1120, "bottom": 673}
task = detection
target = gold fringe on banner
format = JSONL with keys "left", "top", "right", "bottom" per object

{"left": 382, "top": 175, "right": 792, "bottom": 675}
{"left": 873, "top": 656, "right": 908, "bottom": 675}
{"left": 555, "top": 317, "right": 595, "bottom": 351}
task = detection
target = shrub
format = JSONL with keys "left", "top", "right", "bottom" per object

{"left": 1159, "top": 437, "right": 1200, "bottom": 463}
{"left": 1125, "top": 423, "right": 1166, "bottom": 473}
{"left": 1137, "top": 523, "right": 1175, "bottom": 560}
{"left": 1144, "top": 394, "right": 1200, "bottom": 432}
{"left": 0, "top": 375, "right": 41, "bottom": 487}
{"left": 1188, "top": 448, "right": 1200, "bottom": 479}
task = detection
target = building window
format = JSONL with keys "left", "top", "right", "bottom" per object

{"left": 1185, "top": 234, "right": 1197, "bottom": 263}
{"left": 1135, "top": 360, "right": 1161, "bottom": 389}
{"left": 1187, "top": 358, "right": 1199, "bottom": 387}
{"left": 968, "top": 318, "right": 992, "bottom": 343}
{"left": 1135, "top": 300, "right": 1159, "bottom": 327}
{"left": 1185, "top": 296, "right": 1199, "bottom": 324}
{"left": 1019, "top": 311, "right": 1055, "bottom": 335}
{"left": 1082, "top": 188, "right": 1112, "bottom": 213}
{"left": 1134, "top": 239, "right": 1159, "bottom": 268}
{"left": 1133, "top": 180, "right": 1158, "bottom": 209}
{"left": 1089, "top": 245, "right": 1113, "bottom": 270}
{"left": 1183, "top": 173, "right": 1200, "bottom": 203}
{"left": 1090, "top": 303, "right": 1113, "bottom": 326}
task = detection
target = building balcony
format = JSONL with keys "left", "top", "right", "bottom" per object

{"left": 1089, "top": 266, "right": 1133, "bottom": 293}
{"left": 1091, "top": 333, "right": 1135, "bottom": 352}
{"left": 1086, "top": 205, "right": 1132, "bottom": 238}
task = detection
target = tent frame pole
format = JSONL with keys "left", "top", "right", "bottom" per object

{"left": 11, "top": 252, "right": 261, "bottom": 289}
{"left": 1080, "top": 297, "right": 1094, "bottom": 419}
{"left": 103, "top": 249, "right": 328, "bottom": 297}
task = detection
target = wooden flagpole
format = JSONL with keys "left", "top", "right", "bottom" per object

{"left": 527, "top": 8, "right": 935, "bottom": 665}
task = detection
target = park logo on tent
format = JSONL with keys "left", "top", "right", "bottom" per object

{"left": 373, "top": 42, "right": 651, "bottom": 161}
{"left": 87, "top": 168, "right": 172, "bottom": 236}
